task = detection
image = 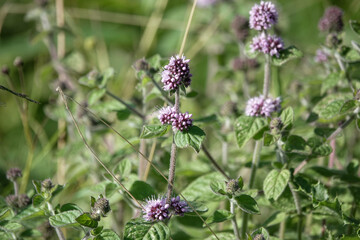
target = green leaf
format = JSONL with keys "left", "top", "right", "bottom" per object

{"left": 263, "top": 169, "right": 290, "bottom": 201}
{"left": 209, "top": 180, "right": 227, "bottom": 196}
{"left": 321, "top": 73, "right": 342, "bottom": 94}
{"left": 13, "top": 207, "right": 46, "bottom": 221}
{"left": 251, "top": 227, "right": 270, "bottom": 240}
{"left": 205, "top": 233, "right": 236, "bottom": 240}
{"left": 117, "top": 108, "right": 131, "bottom": 120}
{"left": 118, "top": 159, "right": 132, "bottom": 177}
{"left": 204, "top": 210, "right": 233, "bottom": 226}
{"left": 99, "top": 68, "right": 115, "bottom": 88}
{"left": 340, "top": 100, "right": 357, "bottom": 114}
{"left": 91, "top": 226, "right": 104, "bottom": 236}
{"left": 105, "top": 183, "right": 118, "bottom": 198}
{"left": 0, "top": 208, "right": 11, "bottom": 221}
{"left": 182, "top": 173, "right": 226, "bottom": 202}
{"left": 264, "top": 133, "right": 276, "bottom": 146}
{"left": 174, "top": 125, "right": 206, "bottom": 153}
{"left": 186, "top": 91, "right": 198, "bottom": 98}
{"left": 76, "top": 213, "right": 98, "bottom": 228}
{"left": 312, "top": 144, "right": 332, "bottom": 157}
{"left": 2, "top": 222, "right": 22, "bottom": 232}
{"left": 280, "top": 107, "right": 294, "bottom": 128}
{"left": 49, "top": 210, "right": 82, "bottom": 227}
{"left": 244, "top": 42, "right": 258, "bottom": 59}
{"left": 60, "top": 203, "right": 83, "bottom": 212}
{"left": 285, "top": 135, "right": 306, "bottom": 151}
{"left": 32, "top": 194, "right": 45, "bottom": 208}
{"left": 94, "top": 229, "right": 121, "bottom": 240}
{"left": 234, "top": 116, "right": 268, "bottom": 148}
{"left": 124, "top": 218, "right": 170, "bottom": 240}
{"left": 129, "top": 181, "right": 156, "bottom": 201}
{"left": 320, "top": 100, "right": 345, "bottom": 120}
{"left": 263, "top": 211, "right": 287, "bottom": 227}
{"left": 234, "top": 194, "right": 260, "bottom": 214}
{"left": 140, "top": 125, "right": 169, "bottom": 139}
{"left": 32, "top": 180, "right": 42, "bottom": 194}
{"left": 88, "top": 89, "right": 106, "bottom": 106}
{"left": 350, "top": 20, "right": 360, "bottom": 35}
{"left": 272, "top": 46, "right": 303, "bottom": 66}
{"left": 148, "top": 54, "right": 162, "bottom": 70}
{"left": 312, "top": 182, "right": 329, "bottom": 202}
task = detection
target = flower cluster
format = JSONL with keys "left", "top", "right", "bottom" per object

{"left": 6, "top": 168, "right": 22, "bottom": 182}
{"left": 161, "top": 55, "right": 192, "bottom": 91}
{"left": 158, "top": 107, "right": 193, "bottom": 132}
{"left": 318, "top": 6, "right": 344, "bottom": 33}
{"left": 245, "top": 95, "right": 281, "bottom": 117}
{"left": 249, "top": 1, "right": 278, "bottom": 30}
{"left": 251, "top": 33, "right": 284, "bottom": 57}
{"left": 6, "top": 194, "right": 30, "bottom": 209}
{"left": 315, "top": 49, "right": 329, "bottom": 63}
{"left": 143, "top": 196, "right": 189, "bottom": 222}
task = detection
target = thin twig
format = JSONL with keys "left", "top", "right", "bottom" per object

{"left": 202, "top": 145, "right": 230, "bottom": 180}
{"left": 106, "top": 90, "right": 145, "bottom": 120}
{"left": 57, "top": 87, "right": 145, "bottom": 211}
{"left": 0, "top": 85, "right": 40, "bottom": 104}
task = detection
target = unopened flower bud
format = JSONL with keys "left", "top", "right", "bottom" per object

{"left": 133, "top": 58, "right": 149, "bottom": 71}
{"left": 225, "top": 178, "right": 243, "bottom": 195}
{"left": 41, "top": 179, "right": 54, "bottom": 192}
{"left": 92, "top": 197, "right": 111, "bottom": 218}
{"left": 90, "top": 211, "right": 101, "bottom": 221}
{"left": 18, "top": 194, "right": 31, "bottom": 208}
{"left": 1, "top": 66, "right": 9, "bottom": 75}
{"left": 270, "top": 117, "right": 283, "bottom": 135}
{"left": 326, "top": 33, "right": 341, "bottom": 49}
{"left": 253, "top": 234, "right": 265, "bottom": 240}
{"left": 6, "top": 195, "right": 18, "bottom": 208}
{"left": 6, "top": 168, "right": 22, "bottom": 182}
{"left": 13, "top": 57, "right": 24, "bottom": 67}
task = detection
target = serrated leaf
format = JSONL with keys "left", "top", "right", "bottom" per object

{"left": 204, "top": 210, "right": 233, "bottom": 226}
{"left": 91, "top": 226, "right": 104, "bottom": 236}
{"left": 312, "top": 182, "right": 329, "bottom": 202}
{"left": 0, "top": 208, "right": 11, "bottom": 221}
{"left": 94, "top": 229, "right": 121, "bottom": 240}
{"left": 13, "top": 207, "right": 46, "bottom": 221}
{"left": 234, "top": 116, "right": 268, "bottom": 148}
{"left": 174, "top": 125, "right": 206, "bottom": 153}
{"left": 263, "top": 169, "right": 290, "bottom": 200}
{"left": 88, "top": 89, "right": 106, "bottom": 106}
{"left": 124, "top": 218, "right": 170, "bottom": 240}
{"left": 272, "top": 46, "right": 303, "bottom": 66}
{"left": 140, "top": 125, "right": 169, "bottom": 139}
{"left": 234, "top": 194, "right": 260, "bottom": 214}
{"left": 285, "top": 135, "right": 306, "bottom": 151}
{"left": 2, "top": 222, "right": 22, "bottom": 231}
{"left": 350, "top": 20, "right": 360, "bottom": 35}
{"left": 263, "top": 211, "right": 287, "bottom": 227}
{"left": 280, "top": 107, "right": 294, "bottom": 128}
{"left": 182, "top": 173, "right": 226, "bottom": 202}
{"left": 100, "top": 68, "right": 114, "bottom": 88}
{"left": 129, "top": 181, "right": 156, "bottom": 201}
{"left": 60, "top": 203, "right": 83, "bottom": 212}
{"left": 321, "top": 73, "right": 342, "bottom": 94}
{"left": 312, "top": 144, "right": 332, "bottom": 157}
{"left": 49, "top": 210, "right": 82, "bottom": 227}
{"left": 320, "top": 100, "right": 346, "bottom": 120}
{"left": 76, "top": 213, "right": 98, "bottom": 228}
{"left": 209, "top": 179, "right": 227, "bottom": 196}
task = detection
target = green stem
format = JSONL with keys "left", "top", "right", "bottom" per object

{"left": 289, "top": 182, "right": 302, "bottom": 240}
{"left": 230, "top": 199, "right": 241, "bottom": 240}
{"left": 279, "top": 218, "right": 286, "bottom": 240}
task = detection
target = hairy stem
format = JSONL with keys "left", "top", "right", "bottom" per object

{"left": 47, "top": 202, "right": 65, "bottom": 240}
{"left": 230, "top": 199, "right": 241, "bottom": 240}
{"left": 289, "top": 182, "right": 302, "bottom": 240}
{"left": 166, "top": 90, "right": 180, "bottom": 202}
{"left": 263, "top": 54, "right": 271, "bottom": 98}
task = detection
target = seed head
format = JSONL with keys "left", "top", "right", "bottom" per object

{"left": 231, "top": 16, "right": 249, "bottom": 42}
{"left": 143, "top": 197, "right": 170, "bottom": 221}
{"left": 161, "top": 55, "right": 192, "bottom": 91}
{"left": 245, "top": 95, "right": 281, "bottom": 117}
{"left": 6, "top": 168, "right": 22, "bottom": 182}
{"left": 133, "top": 58, "right": 149, "bottom": 71}
{"left": 318, "top": 6, "right": 344, "bottom": 33}
{"left": 251, "top": 33, "right": 284, "bottom": 57}
{"left": 6, "top": 194, "right": 30, "bottom": 209}
{"left": 225, "top": 178, "right": 243, "bottom": 195}
{"left": 249, "top": 1, "right": 278, "bottom": 31}
{"left": 14, "top": 57, "right": 24, "bottom": 67}
{"left": 170, "top": 196, "right": 189, "bottom": 216}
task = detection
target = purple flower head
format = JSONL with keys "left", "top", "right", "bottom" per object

{"left": 161, "top": 55, "right": 192, "bottom": 91}
{"left": 143, "top": 197, "right": 170, "bottom": 221}
{"left": 251, "top": 33, "right": 284, "bottom": 57}
{"left": 170, "top": 196, "right": 189, "bottom": 216}
{"left": 197, "top": 0, "right": 218, "bottom": 7}
{"left": 245, "top": 95, "right": 281, "bottom": 117}
{"left": 158, "top": 107, "right": 193, "bottom": 132}
{"left": 315, "top": 49, "right": 329, "bottom": 63}
{"left": 171, "top": 112, "right": 193, "bottom": 132}
{"left": 6, "top": 168, "right": 22, "bottom": 182}
{"left": 249, "top": 1, "right": 278, "bottom": 31}
{"left": 318, "top": 6, "right": 344, "bottom": 33}
{"left": 158, "top": 106, "right": 176, "bottom": 125}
